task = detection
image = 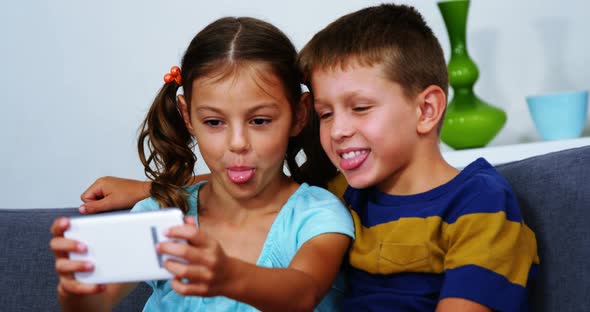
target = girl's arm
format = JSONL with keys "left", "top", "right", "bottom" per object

{"left": 80, "top": 174, "right": 211, "bottom": 214}
{"left": 51, "top": 217, "right": 139, "bottom": 312}
{"left": 161, "top": 218, "right": 351, "bottom": 312}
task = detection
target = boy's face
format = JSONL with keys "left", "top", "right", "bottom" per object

{"left": 311, "top": 64, "right": 420, "bottom": 191}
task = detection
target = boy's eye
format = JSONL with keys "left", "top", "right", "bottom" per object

{"left": 204, "top": 119, "right": 224, "bottom": 127}
{"left": 251, "top": 118, "right": 271, "bottom": 126}
{"left": 353, "top": 105, "right": 371, "bottom": 112}
{"left": 317, "top": 111, "right": 333, "bottom": 120}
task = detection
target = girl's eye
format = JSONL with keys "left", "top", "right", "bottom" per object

{"left": 251, "top": 118, "right": 271, "bottom": 126}
{"left": 204, "top": 119, "right": 224, "bottom": 127}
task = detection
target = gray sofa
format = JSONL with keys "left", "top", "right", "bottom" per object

{"left": 1, "top": 145, "right": 589, "bottom": 311}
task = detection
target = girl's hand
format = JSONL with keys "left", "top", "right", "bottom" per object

{"left": 49, "top": 217, "right": 105, "bottom": 296}
{"left": 79, "top": 177, "right": 150, "bottom": 214}
{"left": 158, "top": 217, "right": 233, "bottom": 297}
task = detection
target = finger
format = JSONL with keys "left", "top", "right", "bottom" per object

{"left": 80, "top": 197, "right": 114, "bottom": 214}
{"left": 184, "top": 216, "right": 197, "bottom": 225}
{"left": 50, "top": 237, "right": 86, "bottom": 253}
{"left": 165, "top": 260, "right": 213, "bottom": 282}
{"left": 50, "top": 217, "right": 70, "bottom": 236}
{"left": 157, "top": 241, "right": 200, "bottom": 262}
{"left": 167, "top": 224, "right": 209, "bottom": 247}
{"left": 170, "top": 277, "right": 210, "bottom": 296}
{"left": 80, "top": 180, "right": 106, "bottom": 203}
{"left": 60, "top": 278, "right": 106, "bottom": 295}
{"left": 55, "top": 258, "right": 94, "bottom": 275}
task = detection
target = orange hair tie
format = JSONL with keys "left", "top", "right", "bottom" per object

{"left": 163, "top": 66, "right": 182, "bottom": 85}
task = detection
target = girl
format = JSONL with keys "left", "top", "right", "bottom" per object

{"left": 51, "top": 17, "right": 353, "bottom": 312}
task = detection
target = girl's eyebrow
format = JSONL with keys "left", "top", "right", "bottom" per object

{"left": 195, "top": 103, "right": 280, "bottom": 114}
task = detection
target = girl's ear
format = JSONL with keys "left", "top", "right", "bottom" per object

{"left": 415, "top": 85, "right": 446, "bottom": 135}
{"left": 177, "top": 95, "right": 196, "bottom": 136}
{"left": 290, "top": 92, "right": 311, "bottom": 137}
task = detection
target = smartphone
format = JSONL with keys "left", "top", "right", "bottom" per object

{"left": 64, "top": 208, "right": 186, "bottom": 284}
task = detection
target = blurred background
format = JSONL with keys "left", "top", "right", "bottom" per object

{"left": 1, "top": 0, "right": 588, "bottom": 208}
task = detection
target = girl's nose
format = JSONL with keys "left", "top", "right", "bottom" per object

{"left": 228, "top": 125, "right": 250, "bottom": 153}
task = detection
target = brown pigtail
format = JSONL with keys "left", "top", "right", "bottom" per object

{"left": 138, "top": 82, "right": 196, "bottom": 213}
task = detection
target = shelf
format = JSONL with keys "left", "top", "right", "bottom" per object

{"left": 442, "top": 137, "right": 590, "bottom": 169}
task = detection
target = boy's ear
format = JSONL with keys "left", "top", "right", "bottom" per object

{"left": 290, "top": 92, "right": 311, "bottom": 137}
{"left": 415, "top": 85, "right": 446, "bottom": 135}
{"left": 177, "top": 95, "right": 196, "bottom": 136}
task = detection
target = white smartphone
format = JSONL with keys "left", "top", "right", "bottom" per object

{"left": 64, "top": 208, "right": 186, "bottom": 284}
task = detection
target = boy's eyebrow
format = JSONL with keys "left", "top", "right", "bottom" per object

{"left": 314, "top": 90, "right": 371, "bottom": 106}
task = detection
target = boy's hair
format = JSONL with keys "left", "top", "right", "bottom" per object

{"left": 299, "top": 3, "right": 448, "bottom": 101}
{"left": 138, "top": 17, "right": 323, "bottom": 212}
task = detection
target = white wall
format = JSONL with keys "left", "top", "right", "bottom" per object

{"left": 1, "top": 0, "right": 588, "bottom": 208}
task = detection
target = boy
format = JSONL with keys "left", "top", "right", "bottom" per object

{"left": 298, "top": 4, "right": 538, "bottom": 311}
{"left": 81, "top": 3, "right": 538, "bottom": 311}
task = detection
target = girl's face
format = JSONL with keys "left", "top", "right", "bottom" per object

{"left": 180, "top": 66, "right": 304, "bottom": 200}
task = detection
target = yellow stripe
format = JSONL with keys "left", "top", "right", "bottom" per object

{"left": 349, "top": 209, "right": 538, "bottom": 286}
{"left": 444, "top": 212, "right": 538, "bottom": 286}
{"left": 327, "top": 173, "right": 348, "bottom": 203}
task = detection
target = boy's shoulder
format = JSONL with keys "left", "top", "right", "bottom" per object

{"left": 344, "top": 158, "right": 522, "bottom": 222}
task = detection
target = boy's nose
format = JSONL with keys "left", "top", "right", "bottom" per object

{"left": 330, "top": 115, "right": 354, "bottom": 141}
{"left": 228, "top": 126, "right": 250, "bottom": 153}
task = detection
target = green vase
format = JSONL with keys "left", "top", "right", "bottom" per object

{"left": 438, "top": 0, "right": 506, "bottom": 149}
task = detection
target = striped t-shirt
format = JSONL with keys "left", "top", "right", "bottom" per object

{"left": 341, "top": 158, "right": 539, "bottom": 312}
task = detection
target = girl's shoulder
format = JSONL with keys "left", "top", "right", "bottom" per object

{"left": 276, "top": 183, "right": 355, "bottom": 247}
{"left": 290, "top": 183, "right": 344, "bottom": 207}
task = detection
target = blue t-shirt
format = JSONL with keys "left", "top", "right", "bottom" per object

{"left": 131, "top": 182, "right": 355, "bottom": 312}
{"left": 343, "top": 158, "right": 539, "bottom": 312}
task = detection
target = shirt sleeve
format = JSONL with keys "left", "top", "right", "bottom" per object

{"left": 440, "top": 188, "right": 538, "bottom": 311}
{"left": 130, "top": 197, "right": 160, "bottom": 213}
{"left": 293, "top": 186, "right": 355, "bottom": 248}
{"left": 326, "top": 173, "right": 348, "bottom": 203}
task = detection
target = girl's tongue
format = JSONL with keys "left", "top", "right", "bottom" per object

{"left": 227, "top": 168, "right": 255, "bottom": 184}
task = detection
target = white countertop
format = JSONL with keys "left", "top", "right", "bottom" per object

{"left": 442, "top": 137, "right": 590, "bottom": 169}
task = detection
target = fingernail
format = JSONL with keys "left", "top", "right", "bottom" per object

{"left": 84, "top": 262, "right": 94, "bottom": 270}
{"left": 79, "top": 205, "right": 87, "bottom": 214}
{"left": 59, "top": 218, "right": 69, "bottom": 227}
{"left": 77, "top": 242, "right": 87, "bottom": 252}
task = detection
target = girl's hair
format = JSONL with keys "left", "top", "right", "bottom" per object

{"left": 138, "top": 17, "right": 336, "bottom": 213}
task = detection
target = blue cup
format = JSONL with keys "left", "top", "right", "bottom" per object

{"left": 526, "top": 90, "right": 588, "bottom": 141}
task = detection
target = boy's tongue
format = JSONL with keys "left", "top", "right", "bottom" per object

{"left": 227, "top": 168, "right": 255, "bottom": 183}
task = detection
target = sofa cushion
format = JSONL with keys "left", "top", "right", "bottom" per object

{"left": 496, "top": 145, "right": 590, "bottom": 311}
{"left": 0, "top": 208, "right": 151, "bottom": 312}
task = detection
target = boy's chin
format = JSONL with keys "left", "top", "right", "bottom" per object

{"left": 342, "top": 173, "right": 375, "bottom": 189}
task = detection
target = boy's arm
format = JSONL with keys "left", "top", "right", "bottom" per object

{"left": 80, "top": 175, "right": 211, "bottom": 214}
{"left": 438, "top": 188, "right": 538, "bottom": 311}
{"left": 436, "top": 298, "right": 491, "bottom": 312}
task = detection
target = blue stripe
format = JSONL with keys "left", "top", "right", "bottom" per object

{"left": 345, "top": 158, "right": 524, "bottom": 227}
{"left": 441, "top": 265, "right": 529, "bottom": 312}
{"left": 344, "top": 267, "right": 443, "bottom": 311}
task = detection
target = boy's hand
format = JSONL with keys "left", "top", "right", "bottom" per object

{"left": 79, "top": 177, "right": 150, "bottom": 214}
{"left": 158, "top": 217, "right": 233, "bottom": 297}
{"left": 49, "top": 217, "right": 105, "bottom": 295}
